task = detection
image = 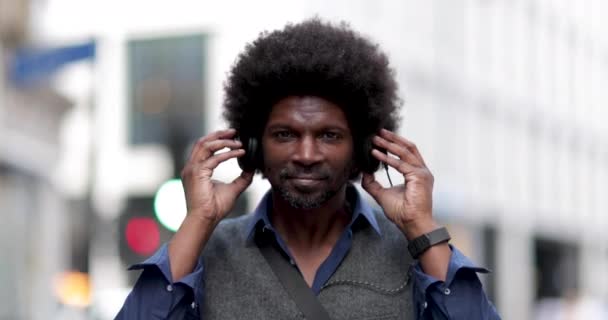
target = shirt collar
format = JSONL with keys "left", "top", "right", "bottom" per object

{"left": 244, "top": 184, "right": 382, "bottom": 244}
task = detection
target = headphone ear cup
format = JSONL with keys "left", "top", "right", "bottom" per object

{"left": 237, "top": 137, "right": 259, "bottom": 172}
{"left": 360, "top": 138, "right": 382, "bottom": 173}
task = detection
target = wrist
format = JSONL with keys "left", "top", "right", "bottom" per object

{"left": 185, "top": 211, "right": 222, "bottom": 230}
{"left": 407, "top": 226, "right": 451, "bottom": 260}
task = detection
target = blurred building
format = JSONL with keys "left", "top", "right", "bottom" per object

{"left": 0, "top": 0, "right": 87, "bottom": 319}
{"left": 2, "top": 0, "right": 607, "bottom": 319}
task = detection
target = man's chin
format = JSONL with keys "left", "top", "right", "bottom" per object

{"left": 279, "top": 187, "right": 332, "bottom": 210}
{"left": 289, "top": 199, "right": 323, "bottom": 210}
{"left": 290, "top": 184, "right": 322, "bottom": 195}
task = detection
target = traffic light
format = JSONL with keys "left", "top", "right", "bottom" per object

{"left": 118, "top": 196, "right": 173, "bottom": 270}
{"left": 118, "top": 179, "right": 249, "bottom": 283}
{"left": 122, "top": 34, "right": 207, "bottom": 283}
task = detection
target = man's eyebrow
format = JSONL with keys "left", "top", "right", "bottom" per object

{"left": 322, "top": 126, "right": 349, "bottom": 131}
{"left": 266, "top": 124, "right": 350, "bottom": 131}
{"left": 265, "top": 124, "right": 291, "bottom": 130}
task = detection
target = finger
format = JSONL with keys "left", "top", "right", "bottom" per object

{"left": 197, "top": 139, "right": 243, "bottom": 161}
{"left": 361, "top": 172, "right": 385, "bottom": 201}
{"left": 226, "top": 171, "right": 254, "bottom": 195}
{"left": 379, "top": 129, "right": 427, "bottom": 166}
{"left": 372, "top": 135, "right": 422, "bottom": 167}
{"left": 189, "top": 129, "right": 238, "bottom": 162}
{"left": 200, "top": 149, "right": 246, "bottom": 170}
{"left": 371, "top": 149, "right": 417, "bottom": 175}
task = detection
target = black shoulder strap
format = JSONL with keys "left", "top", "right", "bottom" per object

{"left": 256, "top": 236, "right": 332, "bottom": 320}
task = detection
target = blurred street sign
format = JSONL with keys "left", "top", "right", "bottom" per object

{"left": 127, "top": 34, "right": 206, "bottom": 175}
{"left": 9, "top": 40, "right": 95, "bottom": 87}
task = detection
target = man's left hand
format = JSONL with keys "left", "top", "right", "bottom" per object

{"left": 361, "top": 129, "right": 438, "bottom": 240}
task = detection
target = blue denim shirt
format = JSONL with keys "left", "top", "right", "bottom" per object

{"left": 116, "top": 188, "right": 500, "bottom": 319}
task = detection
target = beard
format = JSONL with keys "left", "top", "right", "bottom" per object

{"left": 268, "top": 161, "right": 355, "bottom": 210}
{"left": 276, "top": 182, "right": 336, "bottom": 209}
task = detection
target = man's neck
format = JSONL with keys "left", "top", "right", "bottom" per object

{"left": 270, "top": 187, "right": 351, "bottom": 251}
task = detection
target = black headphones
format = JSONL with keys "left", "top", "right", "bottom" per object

{"left": 236, "top": 135, "right": 385, "bottom": 175}
{"left": 236, "top": 136, "right": 261, "bottom": 173}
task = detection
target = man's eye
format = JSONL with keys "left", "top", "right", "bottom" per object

{"left": 321, "top": 132, "right": 340, "bottom": 140}
{"left": 274, "top": 131, "right": 294, "bottom": 139}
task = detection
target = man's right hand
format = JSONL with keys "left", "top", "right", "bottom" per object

{"left": 180, "top": 128, "right": 254, "bottom": 226}
{"left": 168, "top": 129, "right": 253, "bottom": 281}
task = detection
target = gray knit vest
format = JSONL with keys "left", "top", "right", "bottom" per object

{"left": 199, "top": 212, "right": 416, "bottom": 320}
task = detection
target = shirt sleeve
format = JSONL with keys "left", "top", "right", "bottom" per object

{"left": 410, "top": 245, "right": 501, "bottom": 320}
{"left": 114, "top": 243, "right": 205, "bottom": 320}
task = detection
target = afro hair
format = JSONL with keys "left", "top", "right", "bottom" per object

{"left": 223, "top": 18, "right": 401, "bottom": 173}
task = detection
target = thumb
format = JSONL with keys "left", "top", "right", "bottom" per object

{"left": 227, "top": 171, "right": 254, "bottom": 195}
{"left": 361, "top": 173, "right": 384, "bottom": 202}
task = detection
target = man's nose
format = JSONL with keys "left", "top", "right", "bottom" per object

{"left": 292, "top": 136, "right": 323, "bottom": 165}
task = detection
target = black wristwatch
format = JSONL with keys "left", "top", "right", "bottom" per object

{"left": 407, "top": 227, "right": 451, "bottom": 259}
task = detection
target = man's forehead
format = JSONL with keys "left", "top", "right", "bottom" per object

{"left": 266, "top": 95, "right": 350, "bottom": 129}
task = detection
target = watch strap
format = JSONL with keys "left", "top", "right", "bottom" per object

{"left": 407, "top": 227, "right": 451, "bottom": 259}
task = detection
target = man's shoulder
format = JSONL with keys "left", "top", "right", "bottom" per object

{"left": 218, "top": 213, "right": 253, "bottom": 229}
{"left": 203, "top": 214, "right": 255, "bottom": 251}
{"left": 213, "top": 214, "right": 253, "bottom": 237}
{"left": 369, "top": 208, "right": 408, "bottom": 239}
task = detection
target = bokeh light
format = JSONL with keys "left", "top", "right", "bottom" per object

{"left": 154, "top": 178, "right": 187, "bottom": 232}
{"left": 53, "top": 271, "right": 91, "bottom": 308}
{"left": 125, "top": 217, "right": 160, "bottom": 255}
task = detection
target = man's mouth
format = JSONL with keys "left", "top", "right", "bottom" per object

{"left": 285, "top": 175, "right": 328, "bottom": 189}
{"left": 287, "top": 175, "right": 327, "bottom": 181}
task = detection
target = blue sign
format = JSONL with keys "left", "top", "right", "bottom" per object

{"left": 9, "top": 40, "right": 96, "bottom": 86}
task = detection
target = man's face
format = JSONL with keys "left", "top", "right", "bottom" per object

{"left": 262, "top": 96, "right": 355, "bottom": 209}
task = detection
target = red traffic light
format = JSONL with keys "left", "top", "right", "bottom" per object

{"left": 125, "top": 217, "right": 160, "bottom": 256}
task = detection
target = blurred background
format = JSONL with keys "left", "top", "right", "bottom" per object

{"left": 1, "top": 0, "right": 607, "bottom": 319}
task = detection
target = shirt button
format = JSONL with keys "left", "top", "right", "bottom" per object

{"left": 443, "top": 287, "right": 451, "bottom": 295}
{"left": 289, "top": 259, "right": 295, "bottom": 266}
{"left": 191, "top": 301, "right": 197, "bottom": 309}
{"left": 423, "top": 301, "right": 428, "bottom": 309}
{"left": 166, "top": 284, "right": 174, "bottom": 292}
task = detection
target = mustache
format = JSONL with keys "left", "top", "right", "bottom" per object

{"left": 279, "top": 166, "right": 331, "bottom": 180}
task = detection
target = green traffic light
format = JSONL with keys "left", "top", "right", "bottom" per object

{"left": 154, "top": 179, "right": 187, "bottom": 232}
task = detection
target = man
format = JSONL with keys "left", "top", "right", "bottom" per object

{"left": 116, "top": 18, "right": 500, "bottom": 319}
